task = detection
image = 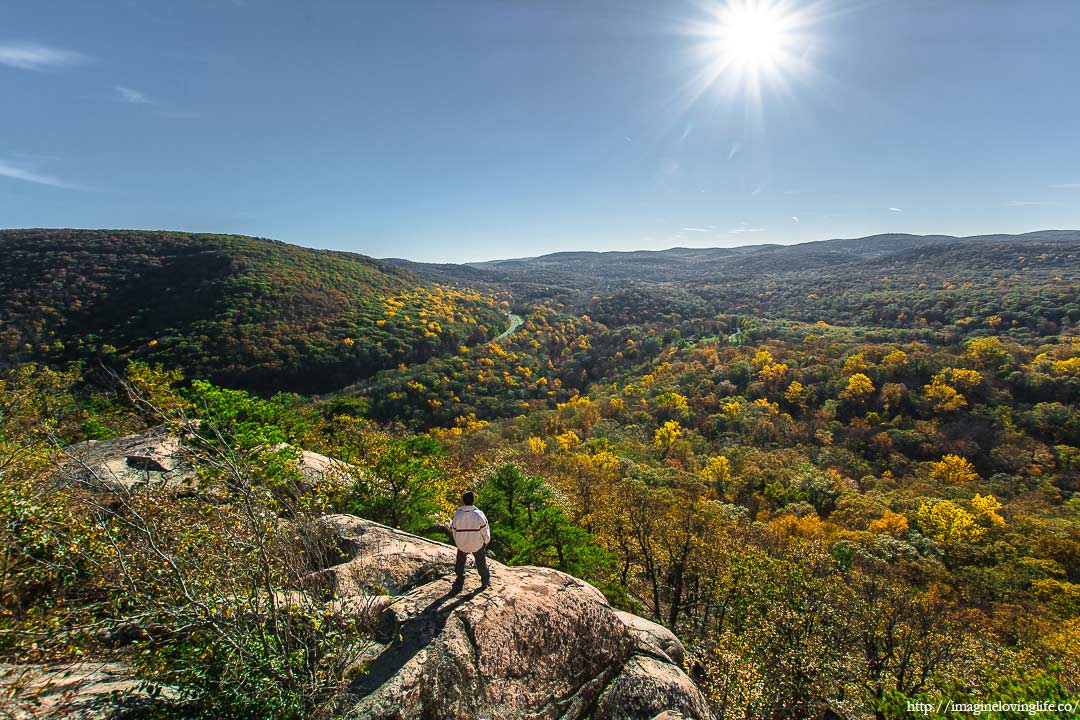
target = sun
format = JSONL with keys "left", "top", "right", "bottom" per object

{"left": 713, "top": 1, "right": 793, "bottom": 73}
{"left": 685, "top": 0, "right": 820, "bottom": 113}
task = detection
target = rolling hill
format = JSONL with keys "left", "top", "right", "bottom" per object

{"left": 387, "top": 231, "right": 1080, "bottom": 338}
{"left": 0, "top": 229, "right": 503, "bottom": 393}
{"left": 388, "top": 230, "right": 1077, "bottom": 284}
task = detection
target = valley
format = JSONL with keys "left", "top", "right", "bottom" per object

{"left": 1, "top": 228, "right": 1078, "bottom": 719}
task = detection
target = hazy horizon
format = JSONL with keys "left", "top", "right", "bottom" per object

{"left": 6, "top": 225, "right": 1077, "bottom": 265}
{"left": 3, "top": 1, "right": 1080, "bottom": 262}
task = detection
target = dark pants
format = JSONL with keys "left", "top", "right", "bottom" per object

{"left": 454, "top": 546, "right": 490, "bottom": 586}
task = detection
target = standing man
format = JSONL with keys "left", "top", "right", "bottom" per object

{"left": 449, "top": 490, "right": 491, "bottom": 592}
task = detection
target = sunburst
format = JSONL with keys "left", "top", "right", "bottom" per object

{"left": 684, "top": 0, "right": 824, "bottom": 117}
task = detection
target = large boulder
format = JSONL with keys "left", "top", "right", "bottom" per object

{"left": 60, "top": 427, "right": 189, "bottom": 490}
{"left": 319, "top": 514, "right": 714, "bottom": 720}
{"left": 57, "top": 428, "right": 352, "bottom": 491}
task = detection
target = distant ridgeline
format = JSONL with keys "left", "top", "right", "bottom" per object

{"left": 0, "top": 229, "right": 505, "bottom": 393}
{"left": 395, "top": 230, "right": 1080, "bottom": 337}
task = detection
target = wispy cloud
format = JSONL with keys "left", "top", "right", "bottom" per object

{"left": 115, "top": 85, "right": 155, "bottom": 105}
{"left": 1006, "top": 200, "right": 1056, "bottom": 207}
{"left": 727, "top": 141, "right": 741, "bottom": 160}
{"left": 888, "top": 207, "right": 903, "bottom": 213}
{"left": 0, "top": 158, "right": 80, "bottom": 189}
{"left": 682, "top": 227, "right": 711, "bottom": 232}
{"left": 0, "top": 41, "right": 88, "bottom": 70}
{"left": 791, "top": 216, "right": 800, "bottom": 223}
{"left": 729, "top": 222, "right": 765, "bottom": 234}
{"left": 1049, "top": 182, "right": 1080, "bottom": 189}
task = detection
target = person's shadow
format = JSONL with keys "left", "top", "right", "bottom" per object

{"left": 351, "top": 585, "right": 485, "bottom": 697}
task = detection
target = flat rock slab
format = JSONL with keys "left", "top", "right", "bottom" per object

{"left": 0, "top": 662, "right": 173, "bottom": 719}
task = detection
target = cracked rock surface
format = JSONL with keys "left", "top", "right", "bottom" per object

{"left": 320, "top": 514, "right": 714, "bottom": 720}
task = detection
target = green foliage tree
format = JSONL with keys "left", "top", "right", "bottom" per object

{"left": 344, "top": 436, "right": 443, "bottom": 533}
{"left": 478, "top": 463, "right": 610, "bottom": 581}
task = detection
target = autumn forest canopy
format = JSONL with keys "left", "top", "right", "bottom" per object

{"left": 2, "top": 228, "right": 1079, "bottom": 719}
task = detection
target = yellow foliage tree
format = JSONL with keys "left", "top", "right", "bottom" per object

{"left": 654, "top": 392, "right": 689, "bottom": 413}
{"left": 868, "top": 510, "right": 909, "bottom": 536}
{"left": 940, "top": 367, "right": 982, "bottom": 391}
{"left": 722, "top": 400, "right": 742, "bottom": 421}
{"left": 526, "top": 436, "right": 547, "bottom": 455}
{"left": 784, "top": 380, "right": 808, "bottom": 406}
{"left": 701, "top": 455, "right": 732, "bottom": 489}
{"left": 881, "top": 349, "right": 908, "bottom": 372}
{"left": 840, "top": 373, "right": 875, "bottom": 401}
{"left": 843, "top": 353, "right": 868, "bottom": 375}
{"left": 751, "top": 349, "right": 774, "bottom": 370}
{"left": 966, "top": 336, "right": 1009, "bottom": 368}
{"left": 971, "top": 493, "right": 1005, "bottom": 526}
{"left": 1051, "top": 357, "right": 1080, "bottom": 377}
{"left": 929, "top": 454, "right": 979, "bottom": 484}
{"left": 752, "top": 398, "right": 780, "bottom": 414}
{"left": 758, "top": 362, "right": 789, "bottom": 383}
{"left": 653, "top": 420, "right": 683, "bottom": 456}
{"left": 914, "top": 500, "right": 985, "bottom": 547}
{"left": 923, "top": 378, "right": 967, "bottom": 412}
{"left": 555, "top": 431, "right": 581, "bottom": 453}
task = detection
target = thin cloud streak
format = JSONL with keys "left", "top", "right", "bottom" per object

{"left": 1006, "top": 200, "right": 1056, "bottom": 207}
{"left": 729, "top": 222, "right": 765, "bottom": 234}
{"left": 0, "top": 41, "right": 88, "bottom": 70}
{"left": 1049, "top": 183, "right": 1080, "bottom": 189}
{"left": 116, "top": 85, "right": 155, "bottom": 105}
{"left": 889, "top": 207, "right": 903, "bottom": 212}
{"left": 0, "top": 158, "right": 80, "bottom": 189}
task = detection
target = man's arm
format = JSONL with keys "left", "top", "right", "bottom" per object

{"left": 479, "top": 510, "right": 491, "bottom": 546}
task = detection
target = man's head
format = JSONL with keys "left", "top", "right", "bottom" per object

{"left": 462, "top": 490, "right": 475, "bottom": 506}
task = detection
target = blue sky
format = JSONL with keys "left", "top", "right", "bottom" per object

{"left": 2, "top": 0, "right": 1079, "bottom": 262}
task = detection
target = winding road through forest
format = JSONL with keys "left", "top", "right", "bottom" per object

{"left": 494, "top": 313, "right": 523, "bottom": 342}
{"left": 318, "top": 313, "right": 524, "bottom": 401}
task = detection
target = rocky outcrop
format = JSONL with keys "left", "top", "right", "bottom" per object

{"left": 60, "top": 427, "right": 189, "bottom": 490}
{"left": 41, "top": 431, "right": 714, "bottom": 719}
{"left": 319, "top": 514, "right": 714, "bottom": 720}
{"left": 0, "top": 662, "right": 177, "bottom": 719}
{"left": 58, "top": 428, "right": 351, "bottom": 491}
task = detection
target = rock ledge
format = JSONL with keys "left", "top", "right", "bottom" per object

{"left": 320, "top": 514, "right": 713, "bottom": 720}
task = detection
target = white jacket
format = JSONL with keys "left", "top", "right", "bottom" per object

{"left": 450, "top": 505, "right": 490, "bottom": 553}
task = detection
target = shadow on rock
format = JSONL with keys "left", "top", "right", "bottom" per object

{"left": 352, "top": 586, "right": 484, "bottom": 697}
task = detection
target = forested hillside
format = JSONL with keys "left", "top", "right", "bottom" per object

{"left": 0, "top": 229, "right": 505, "bottom": 392}
{"left": 346, "top": 231, "right": 1080, "bottom": 715}
{"left": 395, "top": 232, "right": 1080, "bottom": 332}
{"left": 2, "top": 229, "right": 1078, "bottom": 719}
